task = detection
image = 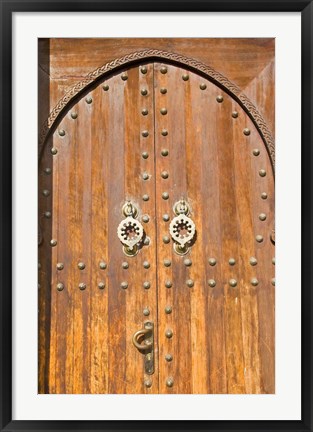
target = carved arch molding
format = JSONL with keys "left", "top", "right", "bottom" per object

{"left": 39, "top": 49, "right": 275, "bottom": 172}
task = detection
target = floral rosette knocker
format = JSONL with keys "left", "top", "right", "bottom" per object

{"left": 169, "top": 199, "right": 196, "bottom": 255}
{"left": 117, "top": 201, "right": 144, "bottom": 256}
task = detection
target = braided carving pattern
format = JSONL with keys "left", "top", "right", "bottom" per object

{"left": 39, "top": 49, "right": 275, "bottom": 170}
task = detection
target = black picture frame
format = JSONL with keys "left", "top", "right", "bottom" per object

{"left": 1, "top": 1, "right": 312, "bottom": 431}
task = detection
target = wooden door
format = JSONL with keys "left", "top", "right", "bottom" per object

{"left": 153, "top": 62, "right": 275, "bottom": 394}
{"left": 39, "top": 50, "right": 275, "bottom": 394}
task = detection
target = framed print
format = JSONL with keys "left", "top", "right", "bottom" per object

{"left": 1, "top": 1, "right": 312, "bottom": 431}
{"left": 38, "top": 37, "right": 276, "bottom": 396}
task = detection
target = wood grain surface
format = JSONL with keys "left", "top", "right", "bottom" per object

{"left": 38, "top": 39, "right": 275, "bottom": 394}
{"left": 38, "top": 38, "right": 275, "bottom": 137}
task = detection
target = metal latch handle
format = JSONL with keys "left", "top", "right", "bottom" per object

{"left": 132, "top": 321, "right": 154, "bottom": 375}
{"left": 132, "top": 328, "right": 152, "bottom": 351}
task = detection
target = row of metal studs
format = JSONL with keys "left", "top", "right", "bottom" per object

{"left": 50, "top": 255, "right": 275, "bottom": 291}
{"left": 54, "top": 276, "right": 276, "bottom": 292}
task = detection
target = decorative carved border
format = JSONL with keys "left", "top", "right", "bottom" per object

{"left": 39, "top": 49, "right": 275, "bottom": 171}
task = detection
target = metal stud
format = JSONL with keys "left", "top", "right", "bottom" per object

{"left": 165, "top": 280, "right": 172, "bottom": 288}
{"left": 186, "top": 279, "right": 194, "bottom": 288}
{"left": 71, "top": 112, "right": 78, "bottom": 119}
{"left": 232, "top": 111, "right": 239, "bottom": 118}
{"left": 253, "top": 149, "right": 260, "bottom": 156}
{"left": 184, "top": 258, "right": 192, "bottom": 266}
{"left": 161, "top": 171, "right": 169, "bottom": 179}
{"left": 142, "top": 172, "right": 149, "bottom": 180}
{"left": 216, "top": 95, "right": 224, "bottom": 103}
{"left": 142, "top": 130, "right": 149, "bottom": 137}
{"left": 243, "top": 128, "right": 251, "bottom": 136}
{"left": 271, "top": 278, "right": 275, "bottom": 286}
{"left": 182, "top": 73, "right": 189, "bottom": 81}
{"left": 58, "top": 129, "right": 65, "bottom": 137}
{"left": 102, "top": 84, "right": 109, "bottom": 91}
{"left": 79, "top": 283, "right": 86, "bottom": 290}
{"left": 143, "top": 281, "right": 151, "bottom": 289}
{"left": 141, "top": 88, "right": 148, "bottom": 96}
{"left": 50, "top": 239, "right": 57, "bottom": 247}
{"left": 50, "top": 147, "right": 58, "bottom": 155}
{"left": 163, "top": 214, "right": 170, "bottom": 222}
{"left": 78, "top": 262, "right": 85, "bottom": 270}
{"left": 141, "top": 66, "right": 148, "bottom": 74}
{"left": 99, "top": 262, "right": 107, "bottom": 270}
{"left": 143, "top": 308, "right": 150, "bottom": 316}
{"left": 165, "top": 354, "right": 173, "bottom": 362}
{"left": 165, "top": 306, "right": 172, "bottom": 314}
{"left": 85, "top": 96, "right": 92, "bottom": 104}
{"left": 142, "top": 108, "right": 148, "bottom": 116}
{"left": 121, "top": 281, "right": 128, "bottom": 290}
{"left": 144, "top": 378, "right": 152, "bottom": 388}
{"left": 161, "top": 129, "right": 168, "bottom": 136}
{"left": 142, "top": 151, "right": 149, "bottom": 159}
{"left": 229, "top": 279, "right": 237, "bottom": 287}
{"left": 160, "top": 88, "right": 167, "bottom": 94}
{"left": 56, "top": 263, "right": 64, "bottom": 270}
{"left": 259, "top": 169, "right": 266, "bottom": 177}
{"left": 44, "top": 211, "right": 51, "bottom": 218}
{"left": 208, "top": 279, "right": 216, "bottom": 288}
{"left": 272, "top": 257, "right": 275, "bottom": 265}
{"left": 259, "top": 213, "right": 267, "bottom": 221}
{"left": 143, "top": 261, "right": 150, "bottom": 269}
{"left": 121, "top": 73, "right": 128, "bottom": 81}
{"left": 250, "top": 278, "right": 259, "bottom": 286}
{"left": 250, "top": 257, "right": 258, "bottom": 266}
{"left": 160, "top": 66, "right": 168, "bottom": 74}
{"left": 160, "top": 108, "right": 167, "bottom": 115}
{"left": 98, "top": 282, "right": 105, "bottom": 290}
{"left": 261, "top": 192, "right": 268, "bottom": 200}
{"left": 162, "top": 192, "right": 169, "bottom": 200}
{"left": 142, "top": 194, "right": 149, "bottom": 201}
{"left": 256, "top": 235, "right": 263, "bottom": 243}
{"left": 143, "top": 237, "right": 150, "bottom": 246}
{"left": 142, "top": 214, "right": 150, "bottom": 223}
{"left": 44, "top": 167, "right": 52, "bottom": 175}
{"left": 165, "top": 329, "right": 173, "bottom": 338}
{"left": 38, "top": 263, "right": 41, "bottom": 270}
{"left": 42, "top": 189, "right": 50, "bottom": 197}
{"left": 229, "top": 258, "right": 236, "bottom": 266}
{"left": 163, "top": 235, "right": 170, "bottom": 244}
{"left": 166, "top": 378, "right": 174, "bottom": 388}
{"left": 163, "top": 259, "right": 171, "bottom": 267}
{"left": 161, "top": 149, "right": 169, "bottom": 156}
{"left": 122, "top": 262, "right": 129, "bottom": 269}
{"left": 57, "top": 283, "right": 64, "bottom": 291}
{"left": 200, "top": 83, "right": 207, "bottom": 90}
{"left": 208, "top": 258, "right": 217, "bottom": 266}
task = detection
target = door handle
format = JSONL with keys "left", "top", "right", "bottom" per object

{"left": 169, "top": 199, "right": 196, "bottom": 255}
{"left": 117, "top": 201, "right": 144, "bottom": 256}
{"left": 132, "top": 321, "right": 154, "bottom": 374}
{"left": 132, "top": 328, "right": 152, "bottom": 351}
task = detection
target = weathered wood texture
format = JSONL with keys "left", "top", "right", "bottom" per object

{"left": 154, "top": 63, "right": 274, "bottom": 394}
{"left": 38, "top": 39, "right": 275, "bottom": 394}
{"left": 41, "top": 66, "right": 159, "bottom": 394}
{"left": 38, "top": 38, "right": 275, "bottom": 135}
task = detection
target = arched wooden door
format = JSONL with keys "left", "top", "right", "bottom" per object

{"left": 39, "top": 55, "right": 275, "bottom": 394}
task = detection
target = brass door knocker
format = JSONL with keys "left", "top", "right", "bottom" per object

{"left": 169, "top": 199, "right": 196, "bottom": 255}
{"left": 117, "top": 201, "right": 143, "bottom": 256}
